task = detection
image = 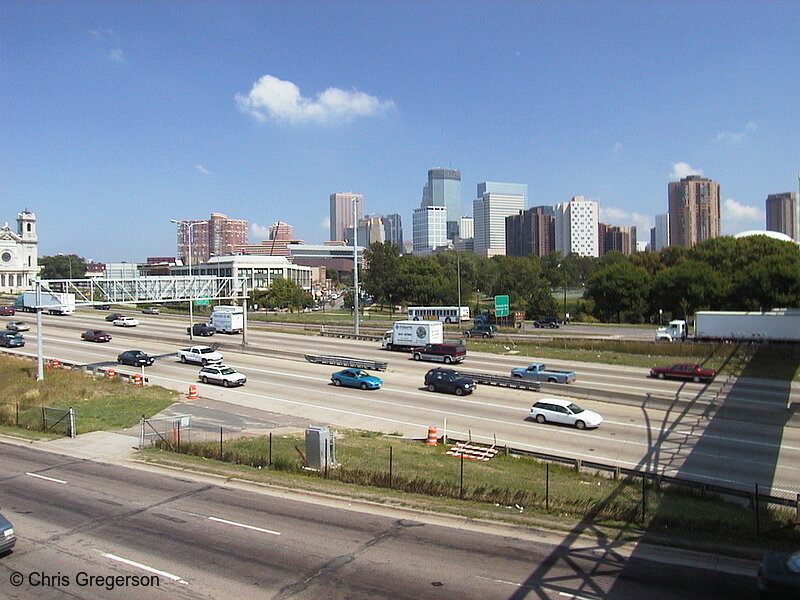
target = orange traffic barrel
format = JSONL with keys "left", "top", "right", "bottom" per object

{"left": 187, "top": 384, "right": 198, "bottom": 400}
{"left": 51, "top": 358, "right": 61, "bottom": 369}
{"left": 426, "top": 426, "right": 438, "bottom": 446}
{"left": 132, "top": 373, "right": 143, "bottom": 386}
{"left": 106, "top": 368, "right": 116, "bottom": 379}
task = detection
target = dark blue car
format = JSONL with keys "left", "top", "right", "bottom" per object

{"left": 0, "top": 511, "right": 16, "bottom": 554}
{"left": 331, "top": 369, "right": 382, "bottom": 390}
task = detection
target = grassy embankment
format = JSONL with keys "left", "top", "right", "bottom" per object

{"left": 0, "top": 355, "right": 176, "bottom": 436}
{"left": 142, "top": 429, "right": 800, "bottom": 551}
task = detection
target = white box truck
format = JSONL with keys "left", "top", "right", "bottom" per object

{"left": 210, "top": 305, "right": 244, "bottom": 334}
{"left": 382, "top": 320, "right": 444, "bottom": 351}
{"left": 18, "top": 291, "right": 76, "bottom": 315}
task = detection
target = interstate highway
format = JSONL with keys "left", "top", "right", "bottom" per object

{"left": 0, "top": 442, "right": 759, "bottom": 600}
{"left": 4, "top": 310, "right": 799, "bottom": 496}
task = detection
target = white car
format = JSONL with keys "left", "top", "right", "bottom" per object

{"left": 198, "top": 365, "right": 246, "bottom": 387}
{"left": 528, "top": 398, "right": 603, "bottom": 430}
{"left": 112, "top": 316, "right": 139, "bottom": 327}
{"left": 6, "top": 321, "right": 30, "bottom": 332}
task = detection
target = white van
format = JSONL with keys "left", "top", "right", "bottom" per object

{"left": 210, "top": 305, "right": 244, "bottom": 334}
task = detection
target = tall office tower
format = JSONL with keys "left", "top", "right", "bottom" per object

{"left": 329, "top": 192, "right": 364, "bottom": 242}
{"left": 345, "top": 215, "right": 386, "bottom": 247}
{"left": 473, "top": 182, "right": 527, "bottom": 257}
{"left": 505, "top": 206, "right": 555, "bottom": 257}
{"left": 422, "top": 168, "right": 462, "bottom": 240}
{"left": 269, "top": 221, "right": 294, "bottom": 241}
{"left": 599, "top": 224, "right": 637, "bottom": 256}
{"left": 765, "top": 192, "right": 798, "bottom": 241}
{"left": 554, "top": 196, "right": 599, "bottom": 257}
{"left": 668, "top": 175, "right": 720, "bottom": 247}
{"left": 382, "top": 213, "right": 403, "bottom": 249}
{"left": 650, "top": 213, "right": 670, "bottom": 252}
{"left": 177, "top": 213, "right": 248, "bottom": 264}
{"left": 459, "top": 216, "right": 474, "bottom": 240}
{"left": 412, "top": 206, "right": 447, "bottom": 256}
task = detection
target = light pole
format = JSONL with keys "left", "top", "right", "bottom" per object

{"left": 352, "top": 196, "right": 360, "bottom": 335}
{"left": 456, "top": 252, "right": 462, "bottom": 335}
{"left": 170, "top": 219, "right": 196, "bottom": 340}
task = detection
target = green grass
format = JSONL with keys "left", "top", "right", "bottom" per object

{"left": 145, "top": 429, "right": 800, "bottom": 550}
{"left": 0, "top": 355, "right": 177, "bottom": 433}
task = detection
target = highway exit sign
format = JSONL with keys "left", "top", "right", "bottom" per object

{"left": 494, "top": 295, "right": 509, "bottom": 317}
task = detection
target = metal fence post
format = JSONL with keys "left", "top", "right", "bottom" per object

{"left": 642, "top": 474, "right": 647, "bottom": 524}
{"left": 389, "top": 446, "right": 393, "bottom": 489}
{"left": 41, "top": 406, "right": 46, "bottom": 431}
{"left": 219, "top": 427, "right": 223, "bottom": 460}
{"left": 68, "top": 407, "right": 75, "bottom": 438}
{"left": 269, "top": 432, "right": 272, "bottom": 466}
{"left": 755, "top": 483, "right": 761, "bottom": 534}
{"left": 546, "top": 463, "right": 550, "bottom": 511}
{"left": 459, "top": 453, "right": 464, "bottom": 499}
{"left": 15, "top": 402, "right": 19, "bottom": 427}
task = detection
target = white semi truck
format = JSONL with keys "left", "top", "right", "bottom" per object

{"left": 655, "top": 309, "right": 800, "bottom": 343}
{"left": 17, "top": 291, "right": 76, "bottom": 315}
{"left": 382, "top": 320, "right": 444, "bottom": 351}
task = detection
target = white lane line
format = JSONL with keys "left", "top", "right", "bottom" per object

{"left": 26, "top": 472, "right": 67, "bottom": 484}
{"left": 559, "top": 592, "right": 595, "bottom": 600}
{"left": 102, "top": 552, "right": 189, "bottom": 585}
{"left": 475, "top": 575, "right": 596, "bottom": 600}
{"left": 208, "top": 516, "right": 281, "bottom": 536}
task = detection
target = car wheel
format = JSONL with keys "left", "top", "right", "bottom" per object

{"left": 482, "top": 333, "right": 489, "bottom": 338}
{"left": 413, "top": 354, "right": 421, "bottom": 361}
{"left": 444, "top": 356, "right": 452, "bottom": 364}
{"left": 427, "top": 384, "right": 436, "bottom": 392}
{"left": 535, "top": 414, "right": 546, "bottom": 424}
{"left": 386, "top": 343, "right": 393, "bottom": 351}
{"left": 333, "top": 378, "right": 341, "bottom": 386}
{"left": 575, "top": 420, "right": 586, "bottom": 430}
{"left": 455, "top": 387, "right": 464, "bottom": 396}
{"left": 548, "top": 377, "right": 557, "bottom": 383}
{"left": 444, "top": 317, "right": 452, "bottom": 324}
{"left": 201, "top": 376, "right": 208, "bottom": 384}
{"left": 512, "top": 374, "right": 522, "bottom": 379}
{"left": 223, "top": 379, "right": 229, "bottom": 387}
{"left": 692, "top": 375, "right": 700, "bottom": 383}
{"left": 464, "top": 331, "right": 471, "bottom": 338}
{"left": 180, "top": 355, "right": 187, "bottom": 363}
{"left": 117, "top": 358, "right": 122, "bottom": 364}
{"left": 549, "top": 323, "right": 556, "bottom": 329}
{"left": 657, "top": 372, "right": 665, "bottom": 379}
{"left": 360, "top": 382, "right": 368, "bottom": 390}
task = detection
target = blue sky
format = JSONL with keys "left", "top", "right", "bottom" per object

{"left": 2, "top": 1, "right": 798, "bottom": 261}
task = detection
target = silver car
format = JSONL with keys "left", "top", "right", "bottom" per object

{"left": 198, "top": 365, "right": 246, "bottom": 387}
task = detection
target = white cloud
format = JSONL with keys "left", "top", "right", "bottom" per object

{"left": 89, "top": 29, "right": 126, "bottom": 64}
{"left": 599, "top": 207, "right": 652, "bottom": 233}
{"left": 195, "top": 165, "right": 210, "bottom": 175}
{"left": 235, "top": 75, "right": 395, "bottom": 124}
{"left": 723, "top": 198, "right": 762, "bottom": 221}
{"left": 715, "top": 121, "right": 757, "bottom": 144}
{"left": 670, "top": 162, "right": 703, "bottom": 180}
{"left": 612, "top": 142, "right": 622, "bottom": 157}
{"left": 250, "top": 222, "right": 271, "bottom": 242}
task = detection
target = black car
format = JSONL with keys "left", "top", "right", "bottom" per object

{"left": 117, "top": 350, "right": 155, "bottom": 367}
{"left": 0, "top": 511, "right": 16, "bottom": 554}
{"left": 758, "top": 550, "right": 800, "bottom": 598}
{"left": 534, "top": 316, "right": 562, "bottom": 329}
{"left": 188, "top": 323, "right": 216, "bottom": 336}
{"left": 424, "top": 368, "right": 475, "bottom": 396}
{"left": 93, "top": 304, "right": 110, "bottom": 310}
{"left": 105, "top": 312, "right": 125, "bottom": 322}
{"left": 463, "top": 323, "right": 496, "bottom": 338}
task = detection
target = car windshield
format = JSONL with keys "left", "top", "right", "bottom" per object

{"left": 787, "top": 551, "right": 800, "bottom": 573}
{"left": 567, "top": 403, "right": 585, "bottom": 414}
{"left": 220, "top": 368, "right": 236, "bottom": 375}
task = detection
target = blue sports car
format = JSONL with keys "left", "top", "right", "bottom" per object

{"left": 331, "top": 369, "right": 382, "bottom": 390}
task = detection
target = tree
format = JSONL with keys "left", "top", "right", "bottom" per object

{"left": 39, "top": 254, "right": 87, "bottom": 279}
{"left": 262, "top": 278, "right": 312, "bottom": 312}
{"left": 362, "top": 242, "right": 400, "bottom": 312}
{"left": 586, "top": 262, "right": 652, "bottom": 322}
{"left": 394, "top": 256, "right": 447, "bottom": 306}
{"left": 650, "top": 261, "right": 729, "bottom": 319}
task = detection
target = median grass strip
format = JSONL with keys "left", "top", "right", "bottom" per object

{"left": 142, "top": 429, "right": 800, "bottom": 550}
{"left": 0, "top": 355, "right": 176, "bottom": 433}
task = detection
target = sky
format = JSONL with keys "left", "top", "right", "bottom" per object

{"left": 1, "top": 1, "right": 798, "bottom": 262}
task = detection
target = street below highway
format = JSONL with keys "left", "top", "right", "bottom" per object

{"left": 0, "top": 442, "right": 760, "bottom": 599}
{"left": 3, "top": 310, "right": 798, "bottom": 497}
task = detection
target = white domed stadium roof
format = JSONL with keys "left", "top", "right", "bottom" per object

{"left": 733, "top": 230, "right": 795, "bottom": 243}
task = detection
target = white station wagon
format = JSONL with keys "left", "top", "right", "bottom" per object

{"left": 529, "top": 398, "right": 603, "bottom": 430}
{"left": 112, "top": 316, "right": 139, "bottom": 327}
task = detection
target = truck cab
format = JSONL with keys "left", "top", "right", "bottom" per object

{"left": 655, "top": 320, "right": 687, "bottom": 342}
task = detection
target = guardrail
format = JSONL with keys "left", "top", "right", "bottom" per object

{"left": 455, "top": 370, "right": 541, "bottom": 392}
{"left": 319, "top": 330, "right": 384, "bottom": 342}
{"left": 305, "top": 354, "right": 388, "bottom": 371}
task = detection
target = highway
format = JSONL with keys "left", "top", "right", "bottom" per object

{"left": 0, "top": 442, "right": 759, "bottom": 599}
{"left": 3, "top": 310, "right": 799, "bottom": 496}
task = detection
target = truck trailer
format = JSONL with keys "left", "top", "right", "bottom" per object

{"left": 656, "top": 309, "right": 800, "bottom": 343}
{"left": 16, "top": 291, "right": 76, "bottom": 315}
{"left": 382, "top": 320, "right": 444, "bottom": 351}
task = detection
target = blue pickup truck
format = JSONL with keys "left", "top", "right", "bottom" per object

{"left": 511, "top": 363, "right": 576, "bottom": 384}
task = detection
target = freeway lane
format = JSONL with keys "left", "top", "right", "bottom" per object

{"left": 4, "top": 312, "right": 799, "bottom": 494}
{"left": 0, "top": 443, "right": 759, "bottom": 599}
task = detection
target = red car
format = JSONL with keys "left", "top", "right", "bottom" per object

{"left": 649, "top": 363, "right": 716, "bottom": 383}
{"left": 81, "top": 330, "right": 112, "bottom": 343}
{"left": 0, "top": 306, "right": 15, "bottom": 316}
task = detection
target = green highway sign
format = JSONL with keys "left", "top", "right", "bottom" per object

{"left": 494, "top": 295, "right": 509, "bottom": 317}
{"left": 194, "top": 298, "right": 210, "bottom": 306}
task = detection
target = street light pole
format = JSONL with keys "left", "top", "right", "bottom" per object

{"left": 171, "top": 219, "right": 195, "bottom": 340}
{"left": 352, "top": 196, "right": 360, "bottom": 335}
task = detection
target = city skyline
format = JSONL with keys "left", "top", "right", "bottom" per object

{"left": 2, "top": 2, "right": 798, "bottom": 261}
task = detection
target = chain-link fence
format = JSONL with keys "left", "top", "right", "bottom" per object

{"left": 0, "top": 402, "right": 75, "bottom": 437}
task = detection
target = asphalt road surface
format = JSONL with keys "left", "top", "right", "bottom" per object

{"left": 0, "top": 442, "right": 760, "bottom": 600}
{"left": 4, "top": 310, "right": 799, "bottom": 497}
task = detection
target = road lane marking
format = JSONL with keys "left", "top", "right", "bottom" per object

{"left": 26, "top": 472, "right": 67, "bottom": 484}
{"left": 102, "top": 552, "right": 189, "bottom": 585}
{"left": 208, "top": 516, "right": 281, "bottom": 535}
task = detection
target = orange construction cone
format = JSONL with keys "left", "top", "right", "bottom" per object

{"left": 426, "top": 426, "right": 438, "bottom": 446}
{"left": 187, "top": 385, "right": 198, "bottom": 400}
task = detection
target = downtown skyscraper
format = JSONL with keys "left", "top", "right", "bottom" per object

{"left": 422, "top": 168, "right": 462, "bottom": 240}
{"left": 329, "top": 192, "right": 364, "bottom": 242}
{"left": 473, "top": 182, "right": 527, "bottom": 257}
{"left": 668, "top": 175, "right": 720, "bottom": 247}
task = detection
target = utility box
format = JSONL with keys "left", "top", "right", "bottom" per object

{"left": 305, "top": 426, "right": 337, "bottom": 470}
